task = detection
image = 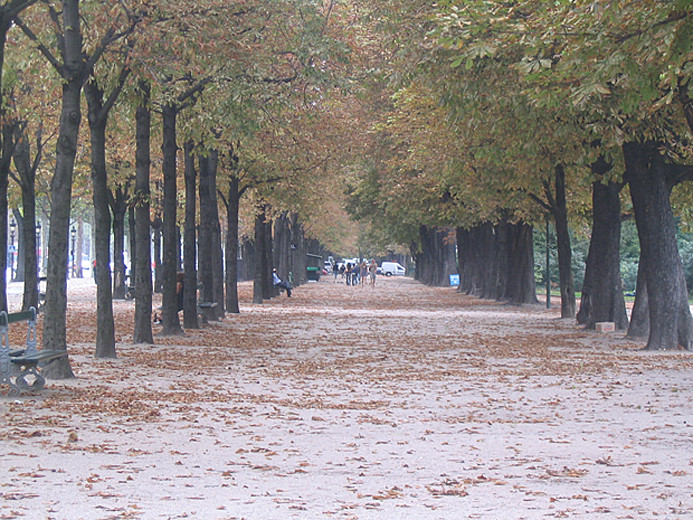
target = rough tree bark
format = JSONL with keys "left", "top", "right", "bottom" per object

{"left": 10, "top": 123, "right": 40, "bottom": 310}
{"left": 273, "top": 213, "right": 291, "bottom": 294}
{"left": 457, "top": 221, "right": 537, "bottom": 304}
{"left": 159, "top": 103, "right": 183, "bottom": 335}
{"left": 415, "top": 226, "right": 457, "bottom": 287}
{"left": 576, "top": 176, "right": 628, "bottom": 330}
{"left": 182, "top": 141, "right": 199, "bottom": 329}
{"left": 263, "top": 216, "right": 273, "bottom": 300}
{"left": 252, "top": 207, "right": 266, "bottom": 304}
{"left": 291, "top": 213, "right": 307, "bottom": 286}
{"left": 38, "top": 0, "right": 85, "bottom": 377}
{"left": 623, "top": 141, "right": 693, "bottom": 350}
{"left": 18, "top": 0, "right": 135, "bottom": 376}
{"left": 85, "top": 78, "right": 117, "bottom": 358}
{"left": 223, "top": 171, "right": 241, "bottom": 314}
{"left": 152, "top": 217, "right": 163, "bottom": 294}
{"left": 133, "top": 81, "right": 153, "bottom": 344}
{"left": 208, "top": 151, "right": 225, "bottom": 318}
{"left": 0, "top": 119, "right": 13, "bottom": 311}
{"left": 0, "top": 0, "right": 38, "bottom": 309}
{"left": 198, "top": 154, "right": 214, "bottom": 304}
{"left": 128, "top": 205, "right": 136, "bottom": 282}
{"left": 549, "top": 165, "right": 576, "bottom": 319}
{"left": 109, "top": 183, "right": 129, "bottom": 300}
{"left": 627, "top": 255, "right": 650, "bottom": 339}
{"left": 501, "top": 222, "right": 538, "bottom": 305}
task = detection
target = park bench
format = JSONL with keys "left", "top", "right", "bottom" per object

{"left": 0, "top": 307, "right": 67, "bottom": 396}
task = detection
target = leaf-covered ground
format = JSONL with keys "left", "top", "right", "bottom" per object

{"left": 1, "top": 277, "right": 692, "bottom": 519}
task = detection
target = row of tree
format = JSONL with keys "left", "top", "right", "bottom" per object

{"left": 0, "top": 0, "right": 361, "bottom": 378}
{"left": 344, "top": 1, "right": 693, "bottom": 350}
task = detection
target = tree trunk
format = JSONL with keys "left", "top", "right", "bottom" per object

{"left": 152, "top": 217, "right": 162, "bottom": 293}
{"left": 502, "top": 222, "right": 538, "bottom": 304}
{"left": 159, "top": 104, "right": 182, "bottom": 335}
{"left": 110, "top": 185, "right": 128, "bottom": 300}
{"left": 273, "top": 213, "right": 292, "bottom": 288}
{"left": 41, "top": 1, "right": 87, "bottom": 378}
{"left": 85, "top": 79, "right": 116, "bottom": 358}
{"left": 627, "top": 255, "right": 649, "bottom": 339}
{"left": 0, "top": 120, "right": 12, "bottom": 312}
{"left": 0, "top": 2, "right": 36, "bottom": 308}
{"left": 252, "top": 208, "right": 265, "bottom": 304}
{"left": 225, "top": 174, "right": 240, "bottom": 313}
{"left": 133, "top": 81, "right": 153, "bottom": 344}
{"left": 11, "top": 129, "right": 39, "bottom": 309}
{"left": 208, "top": 150, "right": 225, "bottom": 317}
{"left": 183, "top": 140, "right": 199, "bottom": 329}
{"left": 576, "top": 178, "right": 628, "bottom": 330}
{"left": 263, "top": 216, "right": 273, "bottom": 300}
{"left": 76, "top": 218, "right": 85, "bottom": 278}
{"left": 457, "top": 221, "right": 537, "bottom": 304}
{"left": 623, "top": 141, "right": 693, "bottom": 350}
{"left": 415, "top": 226, "right": 457, "bottom": 286}
{"left": 198, "top": 154, "right": 214, "bottom": 304}
{"left": 127, "top": 206, "right": 135, "bottom": 281}
{"left": 550, "top": 165, "right": 576, "bottom": 319}
{"left": 291, "top": 213, "right": 306, "bottom": 286}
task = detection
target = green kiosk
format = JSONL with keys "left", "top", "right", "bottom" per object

{"left": 306, "top": 253, "right": 322, "bottom": 281}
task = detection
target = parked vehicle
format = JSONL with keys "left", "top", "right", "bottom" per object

{"left": 380, "top": 262, "right": 406, "bottom": 276}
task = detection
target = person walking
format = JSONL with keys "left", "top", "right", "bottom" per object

{"left": 360, "top": 261, "right": 368, "bottom": 287}
{"left": 345, "top": 263, "right": 352, "bottom": 286}
{"left": 368, "top": 259, "right": 378, "bottom": 287}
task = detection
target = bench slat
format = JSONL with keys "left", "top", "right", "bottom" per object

{"left": 11, "top": 350, "right": 67, "bottom": 364}
{"left": 0, "top": 310, "right": 35, "bottom": 326}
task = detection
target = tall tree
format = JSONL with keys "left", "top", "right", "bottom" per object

{"left": 182, "top": 140, "right": 199, "bottom": 329}
{"left": 133, "top": 80, "right": 153, "bottom": 344}
{"left": 0, "top": 0, "right": 37, "bottom": 310}
{"left": 84, "top": 64, "right": 130, "bottom": 359}
{"left": 17, "top": 1, "right": 136, "bottom": 376}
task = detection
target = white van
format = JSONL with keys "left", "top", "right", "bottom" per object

{"left": 380, "top": 262, "right": 406, "bottom": 276}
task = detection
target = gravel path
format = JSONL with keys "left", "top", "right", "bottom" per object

{"left": 1, "top": 277, "right": 692, "bottom": 519}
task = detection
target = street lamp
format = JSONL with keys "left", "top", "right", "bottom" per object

{"left": 35, "top": 221, "right": 41, "bottom": 278}
{"left": 70, "top": 227, "right": 76, "bottom": 278}
{"left": 9, "top": 217, "right": 16, "bottom": 281}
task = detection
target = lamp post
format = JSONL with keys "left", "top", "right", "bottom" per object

{"left": 70, "top": 227, "right": 76, "bottom": 278}
{"left": 36, "top": 221, "right": 41, "bottom": 278}
{"left": 9, "top": 217, "right": 16, "bottom": 281}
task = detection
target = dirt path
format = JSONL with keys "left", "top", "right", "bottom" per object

{"left": 1, "top": 277, "right": 692, "bottom": 519}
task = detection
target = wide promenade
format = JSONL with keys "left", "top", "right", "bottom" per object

{"left": 1, "top": 277, "right": 692, "bottom": 519}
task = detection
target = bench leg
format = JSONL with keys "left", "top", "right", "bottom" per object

{"left": 1, "top": 358, "right": 21, "bottom": 397}
{"left": 15, "top": 367, "right": 45, "bottom": 391}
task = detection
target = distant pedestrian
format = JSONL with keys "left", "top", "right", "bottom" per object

{"left": 333, "top": 262, "right": 339, "bottom": 282}
{"left": 360, "top": 261, "right": 368, "bottom": 287}
{"left": 369, "top": 259, "right": 377, "bottom": 287}
{"left": 345, "top": 263, "right": 352, "bottom": 286}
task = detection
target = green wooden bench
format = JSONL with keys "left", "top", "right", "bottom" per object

{"left": 0, "top": 307, "right": 67, "bottom": 396}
